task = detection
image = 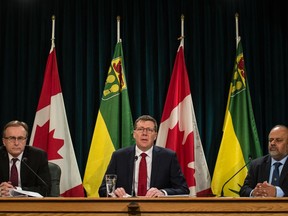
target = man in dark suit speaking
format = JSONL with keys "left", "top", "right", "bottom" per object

{"left": 98, "top": 115, "right": 189, "bottom": 197}
{"left": 0, "top": 120, "right": 51, "bottom": 197}
{"left": 240, "top": 125, "right": 288, "bottom": 197}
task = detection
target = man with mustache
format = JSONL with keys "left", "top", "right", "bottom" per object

{"left": 240, "top": 125, "right": 288, "bottom": 197}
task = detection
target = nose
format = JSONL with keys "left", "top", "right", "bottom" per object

{"left": 14, "top": 139, "right": 20, "bottom": 145}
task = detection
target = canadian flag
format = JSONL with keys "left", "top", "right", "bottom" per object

{"left": 156, "top": 42, "right": 211, "bottom": 196}
{"left": 29, "top": 46, "right": 84, "bottom": 197}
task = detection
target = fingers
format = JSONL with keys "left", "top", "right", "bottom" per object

{"left": 114, "top": 187, "right": 127, "bottom": 197}
{"left": 146, "top": 188, "right": 164, "bottom": 197}
{"left": 253, "top": 182, "right": 276, "bottom": 197}
{"left": 0, "top": 183, "right": 13, "bottom": 197}
{"left": 113, "top": 187, "right": 164, "bottom": 198}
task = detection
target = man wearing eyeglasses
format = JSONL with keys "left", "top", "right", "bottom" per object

{"left": 0, "top": 120, "right": 51, "bottom": 197}
{"left": 98, "top": 115, "right": 189, "bottom": 197}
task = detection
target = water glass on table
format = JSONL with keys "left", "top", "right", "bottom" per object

{"left": 105, "top": 174, "right": 117, "bottom": 197}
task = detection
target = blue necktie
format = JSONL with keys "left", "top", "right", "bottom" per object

{"left": 271, "top": 162, "right": 282, "bottom": 186}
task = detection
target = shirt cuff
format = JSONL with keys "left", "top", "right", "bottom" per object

{"left": 276, "top": 186, "right": 284, "bottom": 197}
{"left": 160, "top": 189, "right": 168, "bottom": 196}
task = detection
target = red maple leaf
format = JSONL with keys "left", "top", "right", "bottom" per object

{"left": 166, "top": 122, "right": 196, "bottom": 187}
{"left": 32, "top": 120, "right": 64, "bottom": 160}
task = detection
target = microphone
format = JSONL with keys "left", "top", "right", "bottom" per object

{"left": 131, "top": 155, "right": 138, "bottom": 197}
{"left": 220, "top": 155, "right": 252, "bottom": 197}
{"left": 21, "top": 157, "right": 49, "bottom": 196}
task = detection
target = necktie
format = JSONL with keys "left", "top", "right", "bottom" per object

{"left": 10, "top": 158, "right": 19, "bottom": 187}
{"left": 138, "top": 153, "right": 147, "bottom": 196}
{"left": 271, "top": 162, "right": 282, "bottom": 186}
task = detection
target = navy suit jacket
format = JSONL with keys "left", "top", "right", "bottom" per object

{"left": 240, "top": 154, "right": 288, "bottom": 197}
{"left": 0, "top": 145, "right": 51, "bottom": 196}
{"left": 98, "top": 145, "right": 189, "bottom": 197}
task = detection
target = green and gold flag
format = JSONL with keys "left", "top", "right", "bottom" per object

{"left": 211, "top": 41, "right": 262, "bottom": 197}
{"left": 83, "top": 42, "right": 134, "bottom": 197}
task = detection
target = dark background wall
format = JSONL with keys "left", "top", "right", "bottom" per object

{"left": 0, "top": 0, "right": 287, "bottom": 177}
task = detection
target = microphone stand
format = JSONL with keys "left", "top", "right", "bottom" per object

{"left": 21, "top": 158, "right": 49, "bottom": 197}
{"left": 220, "top": 156, "right": 252, "bottom": 197}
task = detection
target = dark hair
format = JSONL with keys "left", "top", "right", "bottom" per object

{"left": 2, "top": 120, "right": 29, "bottom": 138}
{"left": 134, "top": 115, "right": 158, "bottom": 132}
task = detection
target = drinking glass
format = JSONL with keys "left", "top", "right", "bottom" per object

{"left": 105, "top": 174, "right": 117, "bottom": 197}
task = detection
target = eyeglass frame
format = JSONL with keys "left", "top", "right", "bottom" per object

{"left": 3, "top": 136, "right": 28, "bottom": 143}
{"left": 134, "top": 127, "right": 156, "bottom": 134}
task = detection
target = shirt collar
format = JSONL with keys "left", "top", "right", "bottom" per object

{"left": 8, "top": 152, "right": 24, "bottom": 162}
{"left": 271, "top": 155, "right": 288, "bottom": 167}
{"left": 135, "top": 145, "right": 153, "bottom": 158}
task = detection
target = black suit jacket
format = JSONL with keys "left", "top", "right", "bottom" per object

{"left": 240, "top": 154, "right": 288, "bottom": 197}
{"left": 0, "top": 145, "right": 51, "bottom": 196}
{"left": 98, "top": 145, "right": 189, "bottom": 197}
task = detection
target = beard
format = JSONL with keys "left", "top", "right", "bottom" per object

{"left": 269, "top": 149, "right": 285, "bottom": 160}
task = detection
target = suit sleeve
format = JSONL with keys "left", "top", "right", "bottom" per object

{"left": 98, "top": 153, "right": 117, "bottom": 197}
{"left": 98, "top": 149, "right": 134, "bottom": 197}
{"left": 159, "top": 152, "right": 190, "bottom": 195}
{"left": 21, "top": 149, "right": 51, "bottom": 197}
{"left": 239, "top": 161, "right": 258, "bottom": 197}
{"left": 99, "top": 147, "right": 190, "bottom": 197}
{"left": 279, "top": 163, "right": 288, "bottom": 197}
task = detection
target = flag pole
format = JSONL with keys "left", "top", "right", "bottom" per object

{"left": 117, "top": 16, "right": 121, "bottom": 43}
{"left": 181, "top": 14, "right": 184, "bottom": 47}
{"left": 178, "top": 14, "right": 185, "bottom": 47}
{"left": 50, "top": 15, "right": 56, "bottom": 52}
{"left": 235, "top": 13, "right": 240, "bottom": 48}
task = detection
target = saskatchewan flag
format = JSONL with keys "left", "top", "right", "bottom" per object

{"left": 211, "top": 40, "right": 262, "bottom": 197}
{"left": 83, "top": 41, "right": 134, "bottom": 197}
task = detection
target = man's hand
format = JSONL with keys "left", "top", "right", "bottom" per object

{"left": 113, "top": 187, "right": 165, "bottom": 197}
{"left": 114, "top": 187, "right": 128, "bottom": 197}
{"left": 145, "top": 187, "right": 165, "bottom": 197}
{"left": 252, "top": 181, "right": 276, "bottom": 197}
{"left": 0, "top": 182, "right": 14, "bottom": 197}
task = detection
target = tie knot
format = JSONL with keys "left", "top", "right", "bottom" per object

{"left": 12, "top": 158, "right": 18, "bottom": 164}
{"left": 274, "top": 162, "right": 282, "bottom": 169}
{"left": 141, "top": 153, "right": 147, "bottom": 158}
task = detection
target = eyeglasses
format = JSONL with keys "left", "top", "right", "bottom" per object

{"left": 135, "top": 127, "right": 155, "bottom": 134}
{"left": 3, "top": 136, "right": 27, "bottom": 143}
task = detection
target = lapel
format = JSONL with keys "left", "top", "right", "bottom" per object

{"left": 127, "top": 146, "right": 136, "bottom": 188}
{"left": 150, "top": 146, "right": 160, "bottom": 186}
{"left": 20, "top": 148, "right": 29, "bottom": 185}
{"left": 263, "top": 155, "right": 272, "bottom": 181}
{"left": 280, "top": 157, "right": 288, "bottom": 185}
{"left": 264, "top": 155, "right": 288, "bottom": 185}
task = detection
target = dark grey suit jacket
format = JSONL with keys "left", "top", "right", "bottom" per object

{"left": 98, "top": 145, "right": 189, "bottom": 197}
{"left": 240, "top": 154, "right": 288, "bottom": 197}
{"left": 0, "top": 145, "right": 51, "bottom": 196}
